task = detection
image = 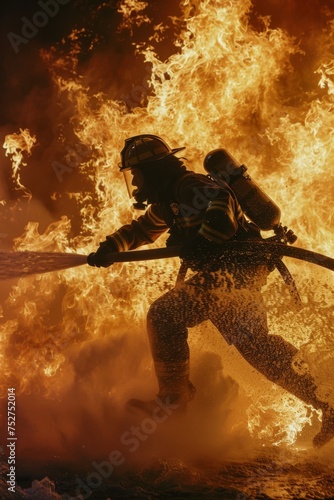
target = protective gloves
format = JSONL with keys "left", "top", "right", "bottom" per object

{"left": 87, "top": 239, "right": 117, "bottom": 268}
{"left": 179, "top": 233, "right": 222, "bottom": 271}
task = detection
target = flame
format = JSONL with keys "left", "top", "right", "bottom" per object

{"left": 1, "top": 0, "right": 334, "bottom": 457}
{"left": 247, "top": 392, "right": 319, "bottom": 446}
{"left": 3, "top": 129, "right": 36, "bottom": 201}
{"left": 117, "top": 0, "right": 150, "bottom": 33}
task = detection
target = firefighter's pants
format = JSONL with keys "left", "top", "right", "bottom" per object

{"left": 147, "top": 266, "right": 326, "bottom": 410}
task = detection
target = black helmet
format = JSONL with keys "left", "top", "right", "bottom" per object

{"left": 119, "top": 134, "right": 185, "bottom": 171}
{"left": 119, "top": 134, "right": 186, "bottom": 209}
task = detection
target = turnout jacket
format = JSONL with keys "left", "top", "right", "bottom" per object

{"left": 106, "top": 171, "right": 260, "bottom": 253}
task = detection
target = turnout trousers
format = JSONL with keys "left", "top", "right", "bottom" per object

{"left": 147, "top": 264, "right": 327, "bottom": 412}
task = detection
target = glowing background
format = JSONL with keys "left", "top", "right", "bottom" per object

{"left": 0, "top": 0, "right": 333, "bottom": 497}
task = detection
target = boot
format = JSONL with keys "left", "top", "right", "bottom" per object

{"left": 313, "top": 407, "right": 334, "bottom": 448}
{"left": 127, "top": 379, "right": 196, "bottom": 417}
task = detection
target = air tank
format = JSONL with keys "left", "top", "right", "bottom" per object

{"left": 203, "top": 148, "right": 281, "bottom": 231}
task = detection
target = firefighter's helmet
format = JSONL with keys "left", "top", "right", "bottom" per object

{"left": 119, "top": 134, "right": 185, "bottom": 171}
{"left": 119, "top": 135, "right": 186, "bottom": 209}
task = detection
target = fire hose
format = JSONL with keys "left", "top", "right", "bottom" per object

{"left": 0, "top": 240, "right": 333, "bottom": 281}
{"left": 99, "top": 242, "right": 334, "bottom": 309}
{"left": 98, "top": 242, "right": 334, "bottom": 271}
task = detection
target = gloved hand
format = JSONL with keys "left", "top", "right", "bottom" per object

{"left": 87, "top": 239, "right": 117, "bottom": 268}
{"left": 179, "top": 233, "right": 222, "bottom": 271}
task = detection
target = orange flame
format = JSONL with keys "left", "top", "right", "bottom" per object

{"left": 3, "top": 129, "right": 36, "bottom": 201}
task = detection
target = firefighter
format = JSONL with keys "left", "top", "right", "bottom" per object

{"left": 88, "top": 134, "right": 334, "bottom": 448}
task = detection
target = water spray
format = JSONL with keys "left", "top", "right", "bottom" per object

{"left": 0, "top": 251, "right": 87, "bottom": 280}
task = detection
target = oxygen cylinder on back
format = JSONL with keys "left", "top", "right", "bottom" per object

{"left": 203, "top": 149, "right": 281, "bottom": 231}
